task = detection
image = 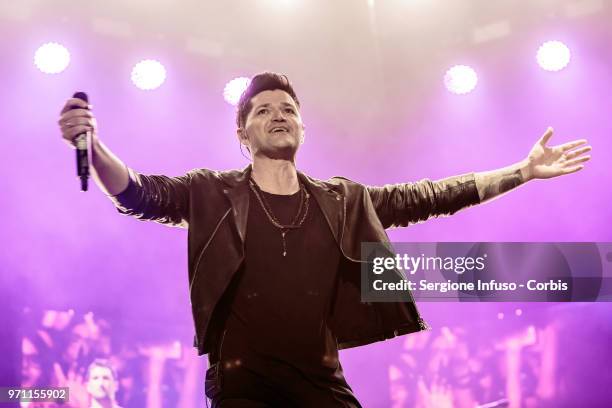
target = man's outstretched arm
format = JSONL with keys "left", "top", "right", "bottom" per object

{"left": 475, "top": 127, "right": 591, "bottom": 204}
{"left": 367, "top": 127, "right": 591, "bottom": 228}
{"left": 58, "top": 97, "right": 191, "bottom": 227}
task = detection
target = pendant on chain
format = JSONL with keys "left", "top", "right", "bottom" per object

{"left": 248, "top": 178, "right": 309, "bottom": 258}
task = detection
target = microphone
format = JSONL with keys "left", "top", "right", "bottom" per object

{"left": 71, "top": 92, "right": 90, "bottom": 191}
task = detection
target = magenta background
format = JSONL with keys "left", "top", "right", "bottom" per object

{"left": 1, "top": 1, "right": 611, "bottom": 406}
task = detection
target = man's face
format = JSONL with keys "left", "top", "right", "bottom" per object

{"left": 239, "top": 89, "right": 304, "bottom": 160}
{"left": 86, "top": 366, "right": 117, "bottom": 400}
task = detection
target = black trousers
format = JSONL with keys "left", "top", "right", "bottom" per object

{"left": 205, "top": 351, "right": 362, "bottom": 408}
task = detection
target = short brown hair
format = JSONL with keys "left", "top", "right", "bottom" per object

{"left": 236, "top": 72, "right": 300, "bottom": 128}
{"left": 87, "top": 358, "right": 118, "bottom": 381}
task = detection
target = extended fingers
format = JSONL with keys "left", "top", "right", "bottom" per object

{"left": 561, "top": 165, "right": 585, "bottom": 175}
{"left": 563, "top": 155, "right": 590, "bottom": 167}
{"left": 563, "top": 145, "right": 592, "bottom": 160}
{"left": 558, "top": 139, "right": 588, "bottom": 151}
{"left": 539, "top": 127, "right": 554, "bottom": 145}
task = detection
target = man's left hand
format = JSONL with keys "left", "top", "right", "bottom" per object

{"left": 523, "top": 127, "right": 591, "bottom": 180}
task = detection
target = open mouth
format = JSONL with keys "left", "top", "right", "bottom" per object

{"left": 269, "top": 127, "right": 289, "bottom": 133}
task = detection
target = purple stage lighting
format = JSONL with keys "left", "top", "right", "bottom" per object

{"left": 223, "top": 77, "right": 251, "bottom": 105}
{"left": 537, "top": 40, "right": 571, "bottom": 71}
{"left": 444, "top": 65, "right": 478, "bottom": 95}
{"left": 130, "top": 59, "right": 167, "bottom": 90}
{"left": 34, "top": 42, "right": 70, "bottom": 74}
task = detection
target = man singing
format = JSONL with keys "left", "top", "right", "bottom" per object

{"left": 58, "top": 72, "right": 591, "bottom": 407}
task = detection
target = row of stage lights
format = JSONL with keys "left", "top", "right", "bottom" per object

{"left": 34, "top": 40, "right": 571, "bottom": 102}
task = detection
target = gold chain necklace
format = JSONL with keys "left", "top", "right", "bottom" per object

{"left": 249, "top": 179, "right": 310, "bottom": 257}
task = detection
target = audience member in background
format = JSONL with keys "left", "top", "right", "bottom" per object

{"left": 86, "top": 359, "right": 123, "bottom": 408}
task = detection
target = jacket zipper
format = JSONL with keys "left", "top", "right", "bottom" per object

{"left": 189, "top": 208, "right": 232, "bottom": 298}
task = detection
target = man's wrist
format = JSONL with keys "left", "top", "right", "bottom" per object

{"left": 518, "top": 159, "right": 533, "bottom": 183}
{"left": 91, "top": 136, "right": 107, "bottom": 169}
{"left": 91, "top": 134, "right": 101, "bottom": 152}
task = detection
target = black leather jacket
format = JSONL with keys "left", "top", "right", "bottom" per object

{"left": 110, "top": 165, "right": 480, "bottom": 355}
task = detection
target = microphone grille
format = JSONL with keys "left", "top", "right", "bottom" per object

{"left": 72, "top": 91, "right": 89, "bottom": 103}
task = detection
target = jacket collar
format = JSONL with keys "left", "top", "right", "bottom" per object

{"left": 219, "top": 164, "right": 343, "bottom": 245}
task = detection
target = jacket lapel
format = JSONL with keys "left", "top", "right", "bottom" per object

{"left": 300, "top": 172, "right": 343, "bottom": 246}
{"left": 222, "top": 166, "right": 251, "bottom": 244}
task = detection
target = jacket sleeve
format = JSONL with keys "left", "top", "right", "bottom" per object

{"left": 366, "top": 172, "right": 481, "bottom": 229}
{"left": 108, "top": 168, "right": 191, "bottom": 228}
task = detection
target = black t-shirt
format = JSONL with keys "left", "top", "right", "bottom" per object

{"left": 220, "top": 183, "right": 342, "bottom": 370}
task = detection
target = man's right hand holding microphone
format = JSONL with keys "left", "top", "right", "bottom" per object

{"left": 58, "top": 95, "right": 129, "bottom": 195}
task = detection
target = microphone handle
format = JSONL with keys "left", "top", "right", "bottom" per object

{"left": 71, "top": 91, "right": 90, "bottom": 192}
{"left": 75, "top": 132, "right": 89, "bottom": 191}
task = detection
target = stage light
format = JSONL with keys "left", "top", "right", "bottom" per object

{"left": 131, "top": 59, "right": 166, "bottom": 90}
{"left": 515, "top": 308, "right": 523, "bottom": 316}
{"left": 34, "top": 42, "right": 70, "bottom": 74}
{"left": 223, "top": 77, "right": 251, "bottom": 105}
{"left": 537, "top": 40, "right": 571, "bottom": 71}
{"left": 444, "top": 65, "right": 478, "bottom": 94}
